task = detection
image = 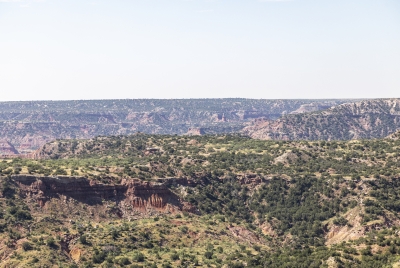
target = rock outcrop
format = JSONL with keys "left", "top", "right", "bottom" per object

{"left": 289, "top": 103, "right": 333, "bottom": 114}
{"left": 12, "top": 175, "right": 197, "bottom": 217}
{"left": 186, "top": 128, "right": 205, "bottom": 136}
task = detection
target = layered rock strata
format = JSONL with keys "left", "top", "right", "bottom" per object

{"left": 12, "top": 175, "right": 197, "bottom": 217}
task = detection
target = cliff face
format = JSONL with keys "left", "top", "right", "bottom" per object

{"left": 13, "top": 175, "right": 197, "bottom": 218}
{"left": 243, "top": 99, "right": 400, "bottom": 141}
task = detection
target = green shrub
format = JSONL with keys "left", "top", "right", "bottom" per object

{"left": 133, "top": 252, "right": 145, "bottom": 262}
{"left": 170, "top": 252, "right": 179, "bottom": 261}
{"left": 93, "top": 251, "right": 106, "bottom": 263}
{"left": 204, "top": 251, "right": 213, "bottom": 259}
{"left": 116, "top": 257, "right": 131, "bottom": 265}
{"left": 22, "top": 242, "right": 32, "bottom": 251}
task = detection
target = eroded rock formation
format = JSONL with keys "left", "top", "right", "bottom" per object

{"left": 243, "top": 99, "right": 400, "bottom": 141}
{"left": 12, "top": 175, "right": 197, "bottom": 217}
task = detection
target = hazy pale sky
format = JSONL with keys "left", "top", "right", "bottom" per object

{"left": 0, "top": 0, "right": 399, "bottom": 101}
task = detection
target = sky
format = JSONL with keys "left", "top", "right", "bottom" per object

{"left": 0, "top": 0, "right": 399, "bottom": 101}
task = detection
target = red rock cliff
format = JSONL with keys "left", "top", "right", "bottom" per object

{"left": 12, "top": 175, "right": 197, "bottom": 217}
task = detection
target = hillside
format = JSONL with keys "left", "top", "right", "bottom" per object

{"left": 386, "top": 130, "right": 400, "bottom": 140}
{"left": 243, "top": 99, "right": 400, "bottom": 141}
{"left": 1, "top": 134, "right": 400, "bottom": 266}
{"left": 0, "top": 99, "right": 349, "bottom": 153}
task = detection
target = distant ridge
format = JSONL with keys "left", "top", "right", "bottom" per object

{"left": 243, "top": 98, "right": 400, "bottom": 141}
{"left": 0, "top": 99, "right": 351, "bottom": 152}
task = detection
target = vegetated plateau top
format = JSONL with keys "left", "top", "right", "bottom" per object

{"left": 0, "top": 98, "right": 356, "bottom": 113}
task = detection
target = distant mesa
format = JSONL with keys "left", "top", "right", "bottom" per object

{"left": 0, "top": 140, "right": 19, "bottom": 155}
{"left": 186, "top": 128, "right": 205, "bottom": 136}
